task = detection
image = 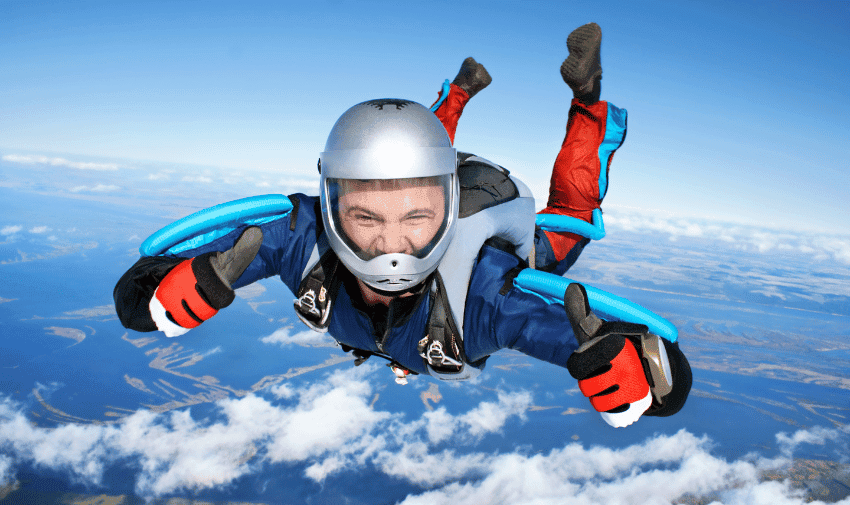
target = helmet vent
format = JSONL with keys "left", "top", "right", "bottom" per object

{"left": 376, "top": 278, "right": 412, "bottom": 284}
{"left": 365, "top": 99, "right": 413, "bottom": 111}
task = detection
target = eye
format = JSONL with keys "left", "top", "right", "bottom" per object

{"left": 353, "top": 213, "right": 381, "bottom": 225}
{"left": 403, "top": 211, "right": 435, "bottom": 224}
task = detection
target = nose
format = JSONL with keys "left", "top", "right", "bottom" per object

{"left": 378, "top": 223, "right": 411, "bottom": 254}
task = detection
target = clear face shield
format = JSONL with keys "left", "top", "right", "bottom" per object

{"left": 327, "top": 174, "right": 453, "bottom": 262}
{"left": 327, "top": 174, "right": 453, "bottom": 261}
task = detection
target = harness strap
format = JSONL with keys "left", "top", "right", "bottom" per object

{"left": 418, "top": 271, "right": 466, "bottom": 374}
{"left": 293, "top": 249, "right": 342, "bottom": 332}
{"left": 294, "top": 248, "right": 420, "bottom": 377}
{"left": 339, "top": 343, "right": 418, "bottom": 376}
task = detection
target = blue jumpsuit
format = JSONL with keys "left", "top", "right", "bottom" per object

{"left": 137, "top": 194, "right": 581, "bottom": 376}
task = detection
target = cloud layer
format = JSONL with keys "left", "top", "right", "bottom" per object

{"left": 605, "top": 209, "right": 850, "bottom": 265}
{"left": 1, "top": 366, "right": 847, "bottom": 503}
{"left": 2, "top": 154, "right": 119, "bottom": 171}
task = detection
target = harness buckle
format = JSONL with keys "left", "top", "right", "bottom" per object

{"left": 419, "top": 338, "right": 463, "bottom": 368}
{"left": 295, "top": 289, "right": 321, "bottom": 317}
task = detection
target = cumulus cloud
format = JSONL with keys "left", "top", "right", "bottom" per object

{"left": 0, "top": 368, "right": 378, "bottom": 495}
{"left": 2, "top": 154, "right": 119, "bottom": 171}
{"left": 0, "top": 367, "right": 847, "bottom": 503}
{"left": 397, "top": 426, "right": 850, "bottom": 505}
{"left": 1, "top": 226, "right": 22, "bottom": 236}
{"left": 775, "top": 426, "right": 846, "bottom": 459}
{"left": 0, "top": 366, "right": 529, "bottom": 497}
{"left": 28, "top": 226, "right": 50, "bottom": 234}
{"left": 0, "top": 455, "right": 12, "bottom": 487}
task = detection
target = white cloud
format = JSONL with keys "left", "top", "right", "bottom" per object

{"left": 260, "top": 326, "right": 335, "bottom": 347}
{"left": 604, "top": 209, "right": 850, "bottom": 265}
{"left": 235, "top": 283, "right": 266, "bottom": 299}
{"left": 0, "top": 368, "right": 847, "bottom": 503}
{"left": 775, "top": 425, "right": 845, "bottom": 459}
{"left": 459, "top": 390, "right": 532, "bottom": 438}
{"left": 0, "top": 454, "right": 12, "bottom": 487}
{"left": 70, "top": 184, "right": 120, "bottom": 193}
{"left": 812, "top": 236, "right": 850, "bottom": 264}
{"left": 2, "top": 154, "right": 119, "bottom": 171}
{"left": 199, "top": 346, "right": 222, "bottom": 358}
{"left": 92, "top": 184, "right": 120, "bottom": 192}
{"left": 0, "top": 366, "right": 528, "bottom": 496}
{"left": 0, "top": 367, "right": 386, "bottom": 496}
{"left": 147, "top": 173, "right": 170, "bottom": 181}
{"left": 29, "top": 226, "right": 50, "bottom": 234}
{"left": 180, "top": 175, "right": 212, "bottom": 183}
{"left": 397, "top": 427, "right": 850, "bottom": 505}
{"left": 1, "top": 226, "right": 22, "bottom": 236}
{"left": 277, "top": 177, "right": 319, "bottom": 190}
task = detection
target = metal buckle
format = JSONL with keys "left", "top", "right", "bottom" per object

{"left": 420, "top": 340, "right": 462, "bottom": 368}
{"left": 295, "top": 290, "right": 321, "bottom": 317}
{"left": 641, "top": 333, "right": 673, "bottom": 402}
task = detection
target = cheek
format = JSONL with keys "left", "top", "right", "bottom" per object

{"left": 341, "top": 218, "right": 377, "bottom": 249}
{"left": 406, "top": 219, "right": 441, "bottom": 247}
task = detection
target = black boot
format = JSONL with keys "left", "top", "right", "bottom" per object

{"left": 452, "top": 57, "right": 492, "bottom": 98}
{"left": 560, "top": 23, "right": 602, "bottom": 104}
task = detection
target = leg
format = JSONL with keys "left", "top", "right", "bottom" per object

{"left": 536, "top": 23, "right": 627, "bottom": 272}
{"left": 431, "top": 57, "right": 491, "bottom": 144}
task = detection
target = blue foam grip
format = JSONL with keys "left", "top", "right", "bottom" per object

{"left": 140, "top": 194, "right": 293, "bottom": 257}
{"left": 429, "top": 79, "right": 451, "bottom": 113}
{"left": 535, "top": 208, "right": 606, "bottom": 240}
{"left": 513, "top": 269, "right": 678, "bottom": 342}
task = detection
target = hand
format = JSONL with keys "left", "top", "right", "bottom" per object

{"left": 149, "top": 227, "right": 263, "bottom": 337}
{"left": 564, "top": 283, "right": 654, "bottom": 428}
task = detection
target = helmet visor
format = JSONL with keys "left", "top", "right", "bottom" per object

{"left": 327, "top": 175, "right": 453, "bottom": 261}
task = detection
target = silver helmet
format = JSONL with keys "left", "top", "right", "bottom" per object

{"left": 319, "top": 99, "right": 459, "bottom": 292}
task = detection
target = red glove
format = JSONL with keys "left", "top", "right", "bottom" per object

{"left": 149, "top": 227, "right": 263, "bottom": 337}
{"left": 565, "top": 283, "right": 654, "bottom": 427}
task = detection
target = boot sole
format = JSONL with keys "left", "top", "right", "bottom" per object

{"left": 561, "top": 23, "right": 602, "bottom": 92}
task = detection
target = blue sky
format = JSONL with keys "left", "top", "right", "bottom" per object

{"left": 2, "top": 0, "right": 849, "bottom": 234}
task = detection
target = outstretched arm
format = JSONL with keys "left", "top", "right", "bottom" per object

{"left": 114, "top": 194, "right": 323, "bottom": 335}
{"left": 114, "top": 227, "right": 262, "bottom": 336}
{"left": 463, "top": 246, "right": 690, "bottom": 428}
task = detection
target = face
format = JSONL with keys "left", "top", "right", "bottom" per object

{"left": 336, "top": 179, "right": 446, "bottom": 259}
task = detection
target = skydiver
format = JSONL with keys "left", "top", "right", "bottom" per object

{"left": 114, "top": 23, "right": 692, "bottom": 428}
